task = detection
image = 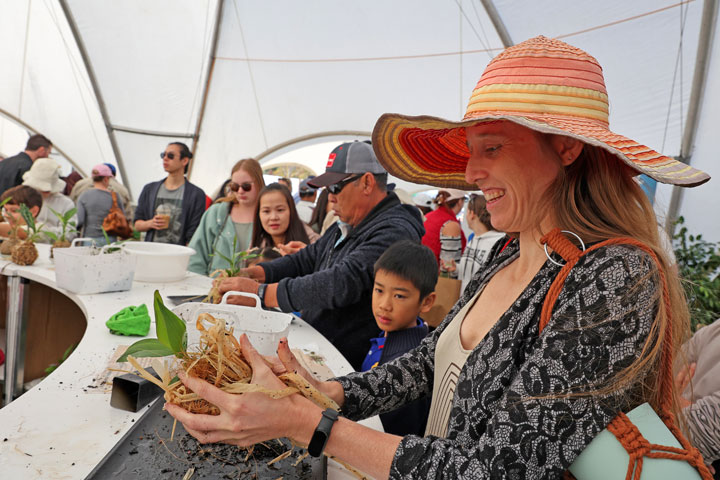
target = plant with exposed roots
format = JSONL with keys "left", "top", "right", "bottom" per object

{"left": 10, "top": 204, "right": 44, "bottom": 266}
{"left": 116, "top": 291, "right": 367, "bottom": 478}
{"left": 205, "top": 237, "right": 258, "bottom": 303}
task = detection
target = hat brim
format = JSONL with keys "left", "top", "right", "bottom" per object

{"left": 23, "top": 177, "right": 66, "bottom": 194}
{"left": 372, "top": 113, "right": 710, "bottom": 189}
{"left": 307, "top": 171, "right": 353, "bottom": 188}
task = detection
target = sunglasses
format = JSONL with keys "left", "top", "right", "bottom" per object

{"left": 228, "top": 181, "right": 253, "bottom": 193}
{"left": 160, "top": 151, "right": 177, "bottom": 160}
{"left": 327, "top": 174, "right": 364, "bottom": 195}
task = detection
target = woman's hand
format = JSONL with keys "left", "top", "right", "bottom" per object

{"left": 674, "top": 362, "right": 696, "bottom": 409}
{"left": 273, "top": 338, "right": 345, "bottom": 407}
{"left": 217, "top": 276, "right": 259, "bottom": 306}
{"left": 276, "top": 241, "right": 307, "bottom": 256}
{"left": 165, "top": 334, "right": 312, "bottom": 446}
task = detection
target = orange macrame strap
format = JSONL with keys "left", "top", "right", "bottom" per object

{"left": 606, "top": 413, "right": 711, "bottom": 480}
{"left": 538, "top": 228, "right": 713, "bottom": 480}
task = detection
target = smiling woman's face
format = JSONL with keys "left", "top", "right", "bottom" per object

{"left": 258, "top": 190, "right": 290, "bottom": 242}
{"left": 464, "top": 121, "right": 565, "bottom": 234}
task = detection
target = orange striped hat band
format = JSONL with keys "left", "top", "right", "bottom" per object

{"left": 372, "top": 36, "right": 709, "bottom": 189}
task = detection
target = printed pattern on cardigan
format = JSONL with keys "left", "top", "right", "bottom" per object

{"left": 334, "top": 240, "right": 659, "bottom": 479}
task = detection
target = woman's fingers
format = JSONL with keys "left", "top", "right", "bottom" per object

{"left": 240, "top": 334, "right": 286, "bottom": 389}
{"left": 277, "top": 338, "right": 303, "bottom": 374}
{"left": 165, "top": 402, "right": 227, "bottom": 434}
{"left": 177, "top": 371, "right": 235, "bottom": 412}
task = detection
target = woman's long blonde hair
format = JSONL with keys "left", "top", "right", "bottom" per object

{"left": 542, "top": 141, "right": 689, "bottom": 419}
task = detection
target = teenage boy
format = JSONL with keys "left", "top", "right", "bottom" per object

{"left": 134, "top": 142, "right": 206, "bottom": 245}
{"left": 362, "top": 239, "right": 437, "bottom": 436}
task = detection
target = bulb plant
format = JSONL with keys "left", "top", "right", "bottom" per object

{"left": 11, "top": 203, "right": 45, "bottom": 266}
{"left": 205, "top": 237, "right": 258, "bottom": 303}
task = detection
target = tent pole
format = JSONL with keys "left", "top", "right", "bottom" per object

{"left": 479, "top": 0, "right": 513, "bottom": 47}
{"left": 255, "top": 131, "right": 371, "bottom": 162}
{"left": 0, "top": 107, "right": 85, "bottom": 176}
{"left": 187, "top": 0, "right": 225, "bottom": 180}
{"left": 58, "top": 0, "right": 132, "bottom": 198}
{"left": 664, "top": 0, "right": 718, "bottom": 234}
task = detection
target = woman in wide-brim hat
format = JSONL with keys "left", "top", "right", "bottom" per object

{"left": 22, "top": 158, "right": 77, "bottom": 244}
{"left": 167, "top": 37, "right": 712, "bottom": 479}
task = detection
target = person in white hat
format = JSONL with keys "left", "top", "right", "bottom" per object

{"left": 22, "top": 158, "right": 77, "bottom": 243}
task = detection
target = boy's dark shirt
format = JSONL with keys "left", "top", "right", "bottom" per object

{"left": 364, "top": 318, "right": 431, "bottom": 436}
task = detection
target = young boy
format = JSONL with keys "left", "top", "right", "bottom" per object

{"left": 361, "top": 239, "right": 438, "bottom": 436}
{"left": 0, "top": 185, "right": 43, "bottom": 239}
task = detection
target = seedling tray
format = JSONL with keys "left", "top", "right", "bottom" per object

{"left": 86, "top": 398, "right": 326, "bottom": 479}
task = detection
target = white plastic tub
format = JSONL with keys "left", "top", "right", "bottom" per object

{"left": 172, "top": 291, "right": 292, "bottom": 356}
{"left": 54, "top": 239, "right": 136, "bottom": 294}
{"left": 122, "top": 242, "right": 195, "bottom": 283}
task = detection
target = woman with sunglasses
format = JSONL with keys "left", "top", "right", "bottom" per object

{"left": 249, "top": 183, "right": 316, "bottom": 255}
{"left": 168, "top": 37, "right": 713, "bottom": 479}
{"left": 188, "top": 158, "right": 265, "bottom": 275}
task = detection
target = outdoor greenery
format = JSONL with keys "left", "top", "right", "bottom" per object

{"left": 673, "top": 217, "right": 720, "bottom": 331}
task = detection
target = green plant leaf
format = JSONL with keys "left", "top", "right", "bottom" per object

{"left": 153, "top": 290, "right": 186, "bottom": 355}
{"left": 63, "top": 207, "right": 77, "bottom": 223}
{"left": 19, "top": 204, "right": 36, "bottom": 232}
{"left": 117, "top": 338, "right": 175, "bottom": 362}
{"left": 45, "top": 232, "right": 58, "bottom": 241}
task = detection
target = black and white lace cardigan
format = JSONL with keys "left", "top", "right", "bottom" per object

{"left": 334, "top": 239, "right": 659, "bottom": 479}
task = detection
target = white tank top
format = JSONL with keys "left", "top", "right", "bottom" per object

{"left": 424, "top": 288, "right": 482, "bottom": 437}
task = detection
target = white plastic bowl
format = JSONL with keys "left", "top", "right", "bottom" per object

{"left": 122, "top": 242, "right": 195, "bottom": 283}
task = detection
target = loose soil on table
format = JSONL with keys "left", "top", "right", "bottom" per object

{"left": 87, "top": 399, "right": 325, "bottom": 479}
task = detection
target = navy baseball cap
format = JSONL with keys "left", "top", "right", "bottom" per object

{"left": 299, "top": 177, "right": 317, "bottom": 194}
{"left": 308, "top": 141, "right": 386, "bottom": 188}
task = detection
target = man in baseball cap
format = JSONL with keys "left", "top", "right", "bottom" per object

{"left": 296, "top": 177, "right": 317, "bottom": 224}
{"left": 308, "top": 140, "right": 387, "bottom": 189}
{"left": 217, "top": 139, "right": 426, "bottom": 370}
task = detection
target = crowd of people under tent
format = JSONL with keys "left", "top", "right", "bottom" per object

{"left": 0, "top": 35, "right": 718, "bottom": 480}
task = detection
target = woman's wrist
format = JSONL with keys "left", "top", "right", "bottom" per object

{"left": 286, "top": 395, "right": 324, "bottom": 445}
{"left": 321, "top": 380, "right": 345, "bottom": 409}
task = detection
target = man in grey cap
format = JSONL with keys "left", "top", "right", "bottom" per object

{"left": 296, "top": 177, "right": 317, "bottom": 224}
{"left": 218, "top": 140, "right": 425, "bottom": 370}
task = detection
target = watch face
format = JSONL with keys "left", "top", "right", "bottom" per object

{"left": 308, "top": 409, "right": 339, "bottom": 457}
{"left": 308, "top": 430, "right": 328, "bottom": 457}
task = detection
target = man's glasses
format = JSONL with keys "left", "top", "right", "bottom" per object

{"left": 228, "top": 181, "right": 253, "bottom": 193}
{"left": 327, "top": 174, "right": 364, "bottom": 195}
{"left": 160, "top": 151, "right": 176, "bottom": 160}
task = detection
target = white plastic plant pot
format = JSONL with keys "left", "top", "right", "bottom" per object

{"left": 172, "top": 291, "right": 292, "bottom": 356}
{"left": 122, "top": 242, "right": 195, "bottom": 283}
{"left": 54, "top": 238, "right": 136, "bottom": 294}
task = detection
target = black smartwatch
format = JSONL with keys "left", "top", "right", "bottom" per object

{"left": 307, "top": 408, "right": 339, "bottom": 457}
{"left": 256, "top": 283, "right": 267, "bottom": 308}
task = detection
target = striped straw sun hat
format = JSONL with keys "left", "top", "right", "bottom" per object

{"left": 372, "top": 36, "right": 710, "bottom": 189}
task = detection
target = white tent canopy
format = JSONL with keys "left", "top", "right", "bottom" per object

{"left": 1, "top": 0, "right": 718, "bottom": 242}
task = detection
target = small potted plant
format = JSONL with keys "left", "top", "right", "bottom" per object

{"left": 205, "top": 238, "right": 258, "bottom": 303}
{"left": 44, "top": 207, "right": 78, "bottom": 258}
{"left": 11, "top": 204, "right": 44, "bottom": 266}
